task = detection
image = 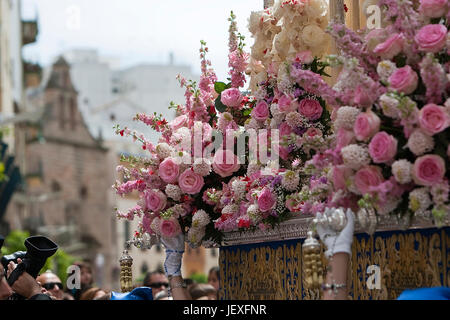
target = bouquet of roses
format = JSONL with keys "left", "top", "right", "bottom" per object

{"left": 297, "top": 0, "right": 450, "bottom": 230}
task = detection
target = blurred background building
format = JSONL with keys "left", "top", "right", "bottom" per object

{"left": 0, "top": 1, "right": 219, "bottom": 290}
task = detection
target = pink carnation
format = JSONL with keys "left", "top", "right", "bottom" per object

{"left": 336, "top": 128, "right": 356, "bottom": 151}
{"left": 294, "top": 51, "right": 314, "bottom": 64}
{"left": 298, "top": 99, "right": 323, "bottom": 121}
{"left": 354, "top": 111, "right": 381, "bottom": 141}
{"left": 418, "top": 103, "right": 449, "bottom": 136}
{"left": 221, "top": 88, "right": 243, "bottom": 108}
{"left": 369, "top": 131, "right": 398, "bottom": 164}
{"left": 388, "top": 66, "right": 419, "bottom": 95}
{"left": 159, "top": 217, "right": 182, "bottom": 238}
{"left": 415, "top": 24, "right": 448, "bottom": 53}
{"left": 178, "top": 168, "right": 204, "bottom": 194}
{"left": 373, "top": 33, "right": 404, "bottom": 60}
{"left": 413, "top": 154, "right": 446, "bottom": 186}
{"left": 252, "top": 100, "right": 270, "bottom": 121}
{"left": 354, "top": 165, "right": 385, "bottom": 195}
{"left": 170, "top": 115, "right": 188, "bottom": 131}
{"left": 285, "top": 198, "right": 301, "bottom": 212}
{"left": 257, "top": 188, "right": 276, "bottom": 212}
{"left": 212, "top": 149, "right": 240, "bottom": 177}
{"left": 158, "top": 158, "right": 180, "bottom": 184}
{"left": 419, "top": 0, "right": 448, "bottom": 18}
{"left": 143, "top": 189, "right": 167, "bottom": 212}
{"left": 332, "top": 165, "right": 352, "bottom": 191}
{"left": 279, "top": 122, "right": 293, "bottom": 137}
{"left": 278, "top": 95, "right": 297, "bottom": 113}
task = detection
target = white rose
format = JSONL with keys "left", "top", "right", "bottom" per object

{"left": 302, "top": 24, "right": 327, "bottom": 48}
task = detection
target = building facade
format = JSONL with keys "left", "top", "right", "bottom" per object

{"left": 63, "top": 49, "right": 219, "bottom": 283}
{"left": 5, "top": 57, "right": 119, "bottom": 290}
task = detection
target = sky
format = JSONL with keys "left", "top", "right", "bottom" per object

{"left": 22, "top": 0, "right": 262, "bottom": 80}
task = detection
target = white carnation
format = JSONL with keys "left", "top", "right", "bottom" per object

{"left": 156, "top": 143, "right": 172, "bottom": 159}
{"left": 341, "top": 144, "right": 371, "bottom": 170}
{"left": 334, "top": 106, "right": 361, "bottom": 131}
{"left": 193, "top": 158, "right": 212, "bottom": 176}
{"left": 165, "top": 184, "right": 182, "bottom": 201}
{"left": 379, "top": 93, "right": 400, "bottom": 119}
{"left": 406, "top": 129, "right": 434, "bottom": 156}
{"left": 409, "top": 188, "right": 432, "bottom": 214}
{"left": 191, "top": 209, "right": 210, "bottom": 228}
{"left": 391, "top": 159, "right": 413, "bottom": 184}
{"left": 377, "top": 60, "right": 397, "bottom": 83}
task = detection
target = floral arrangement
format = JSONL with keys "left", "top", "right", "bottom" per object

{"left": 113, "top": 0, "right": 450, "bottom": 249}
{"left": 112, "top": 1, "right": 335, "bottom": 247}
{"left": 294, "top": 0, "right": 450, "bottom": 231}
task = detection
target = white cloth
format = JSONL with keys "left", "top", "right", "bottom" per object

{"left": 316, "top": 208, "right": 355, "bottom": 258}
{"left": 160, "top": 233, "right": 185, "bottom": 277}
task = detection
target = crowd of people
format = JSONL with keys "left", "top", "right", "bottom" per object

{"left": 2, "top": 209, "right": 449, "bottom": 300}
{"left": 0, "top": 232, "right": 221, "bottom": 301}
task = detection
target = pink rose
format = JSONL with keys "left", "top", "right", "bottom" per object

{"left": 159, "top": 217, "right": 182, "bottom": 238}
{"left": 373, "top": 33, "right": 404, "bottom": 60}
{"left": 294, "top": 50, "right": 314, "bottom": 64}
{"left": 388, "top": 66, "right": 419, "bottom": 95}
{"left": 418, "top": 103, "right": 449, "bottom": 136}
{"left": 212, "top": 149, "right": 240, "bottom": 177}
{"left": 354, "top": 166, "right": 385, "bottom": 195}
{"left": 415, "top": 24, "right": 447, "bottom": 53}
{"left": 278, "top": 95, "right": 297, "bottom": 113}
{"left": 354, "top": 111, "right": 381, "bottom": 141}
{"left": 252, "top": 100, "right": 270, "bottom": 121}
{"left": 143, "top": 189, "right": 167, "bottom": 212}
{"left": 158, "top": 158, "right": 180, "bottom": 183}
{"left": 298, "top": 99, "right": 323, "bottom": 121}
{"left": 419, "top": 0, "right": 448, "bottom": 18}
{"left": 413, "top": 154, "right": 446, "bottom": 186}
{"left": 279, "top": 122, "right": 293, "bottom": 137}
{"left": 221, "top": 88, "right": 243, "bottom": 108}
{"left": 369, "top": 131, "right": 398, "bottom": 163}
{"left": 336, "top": 128, "right": 356, "bottom": 151}
{"left": 257, "top": 188, "right": 276, "bottom": 212}
{"left": 178, "top": 168, "right": 204, "bottom": 194}
{"left": 170, "top": 115, "right": 188, "bottom": 131}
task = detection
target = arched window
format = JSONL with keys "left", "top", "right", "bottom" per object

{"left": 51, "top": 180, "right": 61, "bottom": 192}
{"left": 80, "top": 186, "right": 88, "bottom": 199}
{"left": 59, "top": 95, "right": 65, "bottom": 129}
{"left": 70, "top": 97, "right": 76, "bottom": 130}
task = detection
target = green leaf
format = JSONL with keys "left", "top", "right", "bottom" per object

{"left": 215, "top": 95, "right": 227, "bottom": 113}
{"left": 214, "top": 82, "right": 228, "bottom": 94}
{"left": 243, "top": 109, "right": 252, "bottom": 116}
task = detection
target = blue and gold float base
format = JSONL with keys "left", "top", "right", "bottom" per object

{"left": 218, "top": 217, "right": 450, "bottom": 300}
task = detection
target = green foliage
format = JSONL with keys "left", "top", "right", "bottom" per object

{"left": 189, "top": 272, "right": 207, "bottom": 284}
{"left": 0, "top": 161, "right": 7, "bottom": 182}
{"left": 1, "top": 230, "right": 78, "bottom": 285}
{"left": 215, "top": 95, "right": 228, "bottom": 113}
{"left": 214, "top": 82, "right": 228, "bottom": 95}
{"left": 1, "top": 230, "right": 29, "bottom": 255}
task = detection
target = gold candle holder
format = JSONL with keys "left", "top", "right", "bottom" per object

{"left": 119, "top": 241, "right": 133, "bottom": 293}
{"left": 302, "top": 231, "right": 323, "bottom": 290}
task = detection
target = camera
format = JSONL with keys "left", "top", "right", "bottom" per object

{"left": 1, "top": 235, "right": 58, "bottom": 279}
